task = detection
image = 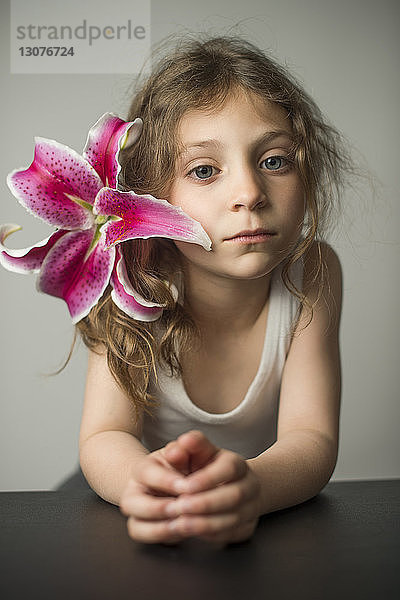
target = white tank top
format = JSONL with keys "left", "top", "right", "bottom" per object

{"left": 142, "top": 260, "right": 303, "bottom": 459}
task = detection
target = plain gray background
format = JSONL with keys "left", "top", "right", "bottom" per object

{"left": 0, "top": 0, "right": 399, "bottom": 490}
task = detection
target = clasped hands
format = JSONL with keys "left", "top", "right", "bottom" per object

{"left": 120, "top": 430, "right": 262, "bottom": 545}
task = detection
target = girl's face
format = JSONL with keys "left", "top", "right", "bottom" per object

{"left": 166, "top": 90, "right": 305, "bottom": 282}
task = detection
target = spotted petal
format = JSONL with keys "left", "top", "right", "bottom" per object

{"left": 37, "top": 229, "right": 115, "bottom": 323}
{"left": 0, "top": 224, "right": 67, "bottom": 273}
{"left": 7, "top": 138, "right": 103, "bottom": 230}
{"left": 94, "top": 189, "right": 212, "bottom": 250}
{"left": 83, "top": 113, "right": 142, "bottom": 189}
{"left": 110, "top": 248, "right": 164, "bottom": 321}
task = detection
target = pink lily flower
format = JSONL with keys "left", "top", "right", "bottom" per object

{"left": 0, "top": 114, "right": 211, "bottom": 323}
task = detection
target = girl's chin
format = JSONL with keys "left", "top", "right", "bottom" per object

{"left": 220, "top": 255, "right": 277, "bottom": 280}
{"left": 210, "top": 262, "right": 275, "bottom": 281}
{"left": 178, "top": 249, "right": 279, "bottom": 280}
{"left": 225, "top": 268, "right": 273, "bottom": 281}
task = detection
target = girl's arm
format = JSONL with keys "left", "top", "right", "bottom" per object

{"left": 79, "top": 349, "right": 148, "bottom": 505}
{"left": 79, "top": 349, "right": 187, "bottom": 508}
{"left": 247, "top": 241, "right": 342, "bottom": 514}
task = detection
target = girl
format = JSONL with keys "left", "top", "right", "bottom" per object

{"left": 78, "top": 36, "right": 346, "bottom": 545}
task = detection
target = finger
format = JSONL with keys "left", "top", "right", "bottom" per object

{"left": 173, "top": 450, "right": 247, "bottom": 494}
{"left": 161, "top": 441, "right": 191, "bottom": 475}
{"left": 170, "top": 512, "right": 241, "bottom": 538}
{"left": 136, "top": 458, "right": 185, "bottom": 496}
{"left": 120, "top": 489, "right": 176, "bottom": 521}
{"left": 176, "top": 430, "right": 219, "bottom": 472}
{"left": 166, "top": 478, "right": 257, "bottom": 517}
{"left": 127, "top": 516, "right": 188, "bottom": 544}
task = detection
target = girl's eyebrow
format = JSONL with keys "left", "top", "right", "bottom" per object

{"left": 254, "top": 129, "right": 294, "bottom": 147}
{"left": 180, "top": 129, "right": 294, "bottom": 156}
{"left": 179, "top": 138, "right": 223, "bottom": 156}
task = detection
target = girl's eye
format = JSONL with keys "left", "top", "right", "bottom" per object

{"left": 188, "top": 165, "right": 217, "bottom": 180}
{"left": 260, "top": 156, "right": 288, "bottom": 171}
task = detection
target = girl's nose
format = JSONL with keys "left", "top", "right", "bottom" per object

{"left": 229, "top": 166, "right": 267, "bottom": 212}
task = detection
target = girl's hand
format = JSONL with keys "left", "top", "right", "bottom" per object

{"left": 119, "top": 444, "right": 192, "bottom": 544}
{"left": 166, "top": 431, "right": 263, "bottom": 544}
{"left": 120, "top": 430, "right": 262, "bottom": 545}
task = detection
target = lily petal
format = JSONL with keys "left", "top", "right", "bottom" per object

{"left": 83, "top": 113, "right": 142, "bottom": 189}
{"left": 94, "top": 189, "right": 212, "bottom": 250}
{"left": 38, "top": 229, "right": 115, "bottom": 323}
{"left": 110, "top": 248, "right": 164, "bottom": 321}
{"left": 7, "top": 138, "right": 103, "bottom": 230}
{"left": 0, "top": 224, "right": 67, "bottom": 273}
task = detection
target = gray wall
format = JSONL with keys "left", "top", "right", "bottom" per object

{"left": 1, "top": 0, "right": 399, "bottom": 490}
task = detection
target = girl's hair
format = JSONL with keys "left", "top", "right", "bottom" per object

{"left": 77, "top": 35, "right": 354, "bottom": 417}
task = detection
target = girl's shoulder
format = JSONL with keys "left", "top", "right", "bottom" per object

{"left": 300, "top": 240, "right": 342, "bottom": 329}
{"left": 303, "top": 240, "right": 342, "bottom": 291}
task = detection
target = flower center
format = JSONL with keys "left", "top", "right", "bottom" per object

{"left": 95, "top": 214, "right": 109, "bottom": 225}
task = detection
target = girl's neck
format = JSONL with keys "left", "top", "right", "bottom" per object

{"left": 182, "top": 266, "right": 272, "bottom": 334}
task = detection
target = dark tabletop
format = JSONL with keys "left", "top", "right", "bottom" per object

{"left": 0, "top": 479, "right": 399, "bottom": 600}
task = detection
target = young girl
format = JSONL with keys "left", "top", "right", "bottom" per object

{"left": 78, "top": 36, "right": 346, "bottom": 545}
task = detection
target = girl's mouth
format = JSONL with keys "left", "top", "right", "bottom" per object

{"left": 225, "top": 228, "right": 277, "bottom": 244}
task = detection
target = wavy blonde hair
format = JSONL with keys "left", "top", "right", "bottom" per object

{"left": 77, "top": 35, "right": 354, "bottom": 418}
